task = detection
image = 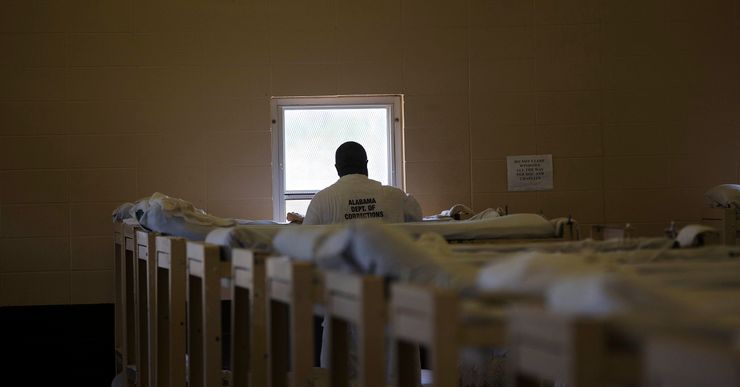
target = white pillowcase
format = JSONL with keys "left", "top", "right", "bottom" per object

{"left": 705, "top": 184, "right": 740, "bottom": 208}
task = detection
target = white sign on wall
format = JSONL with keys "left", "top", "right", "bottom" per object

{"left": 507, "top": 154, "right": 553, "bottom": 191}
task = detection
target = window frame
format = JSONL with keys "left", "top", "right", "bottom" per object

{"left": 270, "top": 95, "right": 405, "bottom": 222}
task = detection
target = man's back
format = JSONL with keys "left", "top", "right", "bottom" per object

{"left": 303, "top": 174, "right": 421, "bottom": 225}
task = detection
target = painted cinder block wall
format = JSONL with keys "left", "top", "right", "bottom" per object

{"left": 0, "top": 0, "right": 738, "bottom": 305}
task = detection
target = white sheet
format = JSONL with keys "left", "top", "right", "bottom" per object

{"left": 476, "top": 246, "right": 740, "bottom": 320}
{"left": 120, "top": 193, "right": 289, "bottom": 241}
{"left": 205, "top": 226, "right": 277, "bottom": 260}
{"left": 270, "top": 224, "right": 740, "bottom": 387}
{"left": 705, "top": 183, "right": 740, "bottom": 208}
{"left": 272, "top": 222, "right": 470, "bottom": 285}
{"left": 391, "top": 213, "right": 556, "bottom": 241}
{"left": 675, "top": 224, "right": 720, "bottom": 247}
{"left": 111, "top": 202, "right": 134, "bottom": 222}
{"left": 128, "top": 192, "right": 234, "bottom": 240}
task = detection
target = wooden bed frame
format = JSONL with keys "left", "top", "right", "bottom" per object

{"left": 112, "top": 218, "right": 740, "bottom": 387}
{"left": 265, "top": 257, "right": 326, "bottom": 387}
{"left": 122, "top": 224, "right": 140, "bottom": 386}
{"left": 645, "top": 333, "right": 740, "bottom": 387}
{"left": 507, "top": 260, "right": 740, "bottom": 387}
{"left": 509, "top": 307, "right": 740, "bottom": 387}
{"left": 447, "top": 218, "right": 578, "bottom": 245}
{"left": 507, "top": 306, "right": 639, "bottom": 387}
{"left": 590, "top": 223, "right": 636, "bottom": 241}
{"left": 230, "top": 248, "right": 269, "bottom": 387}
{"left": 702, "top": 207, "right": 739, "bottom": 245}
{"left": 390, "top": 284, "right": 510, "bottom": 387}
{"left": 186, "top": 241, "right": 232, "bottom": 387}
{"left": 113, "top": 222, "right": 125, "bottom": 377}
{"left": 135, "top": 230, "right": 157, "bottom": 387}
{"left": 324, "top": 271, "right": 386, "bottom": 387}
{"left": 153, "top": 236, "right": 187, "bottom": 387}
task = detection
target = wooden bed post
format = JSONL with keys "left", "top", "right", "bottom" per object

{"left": 701, "top": 207, "right": 738, "bottom": 246}
{"left": 391, "top": 284, "right": 457, "bottom": 387}
{"left": 135, "top": 230, "right": 157, "bottom": 387}
{"left": 562, "top": 218, "right": 576, "bottom": 241}
{"left": 231, "top": 249, "right": 268, "bottom": 387}
{"left": 645, "top": 335, "right": 740, "bottom": 387}
{"left": 154, "top": 236, "right": 187, "bottom": 387}
{"left": 187, "top": 241, "right": 230, "bottom": 387}
{"left": 723, "top": 207, "right": 737, "bottom": 245}
{"left": 324, "top": 272, "right": 385, "bottom": 387}
{"left": 113, "top": 222, "right": 125, "bottom": 376}
{"left": 266, "top": 258, "right": 324, "bottom": 387}
{"left": 123, "top": 224, "right": 139, "bottom": 386}
{"left": 507, "top": 306, "right": 641, "bottom": 387}
{"left": 391, "top": 284, "right": 509, "bottom": 387}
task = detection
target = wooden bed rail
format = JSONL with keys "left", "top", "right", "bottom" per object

{"left": 507, "top": 259, "right": 740, "bottom": 387}
{"left": 154, "top": 236, "right": 187, "bottom": 387}
{"left": 135, "top": 230, "right": 157, "bottom": 387}
{"left": 230, "top": 249, "right": 269, "bottom": 387}
{"left": 122, "top": 224, "right": 139, "bottom": 386}
{"left": 390, "top": 284, "right": 508, "bottom": 387}
{"left": 645, "top": 334, "right": 740, "bottom": 387}
{"left": 324, "top": 271, "right": 385, "bottom": 387}
{"left": 266, "top": 257, "right": 326, "bottom": 387}
{"left": 113, "top": 222, "right": 125, "bottom": 376}
{"left": 186, "top": 241, "right": 232, "bottom": 387}
{"left": 591, "top": 223, "right": 636, "bottom": 241}
{"left": 702, "top": 207, "right": 739, "bottom": 246}
{"left": 507, "top": 306, "right": 640, "bottom": 387}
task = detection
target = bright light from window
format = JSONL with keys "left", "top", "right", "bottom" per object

{"left": 283, "top": 108, "right": 390, "bottom": 192}
{"left": 272, "top": 95, "right": 403, "bottom": 222}
{"left": 285, "top": 199, "right": 312, "bottom": 216}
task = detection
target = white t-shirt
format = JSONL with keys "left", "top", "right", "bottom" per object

{"left": 303, "top": 174, "right": 423, "bottom": 225}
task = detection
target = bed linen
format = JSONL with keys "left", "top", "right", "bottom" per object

{"left": 392, "top": 213, "right": 558, "bottom": 241}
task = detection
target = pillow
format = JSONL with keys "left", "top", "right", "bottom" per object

{"left": 705, "top": 184, "right": 740, "bottom": 208}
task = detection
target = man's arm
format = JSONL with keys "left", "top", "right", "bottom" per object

{"left": 403, "top": 193, "right": 423, "bottom": 222}
{"left": 302, "top": 193, "right": 322, "bottom": 225}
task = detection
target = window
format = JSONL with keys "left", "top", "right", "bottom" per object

{"left": 271, "top": 95, "right": 404, "bottom": 221}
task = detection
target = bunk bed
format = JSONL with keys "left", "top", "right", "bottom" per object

{"left": 112, "top": 215, "right": 738, "bottom": 387}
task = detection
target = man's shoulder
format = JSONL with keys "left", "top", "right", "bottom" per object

{"left": 311, "top": 187, "right": 331, "bottom": 201}
{"left": 381, "top": 184, "right": 407, "bottom": 196}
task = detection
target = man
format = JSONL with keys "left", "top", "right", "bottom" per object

{"left": 302, "top": 141, "right": 422, "bottom": 225}
{"left": 302, "top": 141, "right": 423, "bottom": 381}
